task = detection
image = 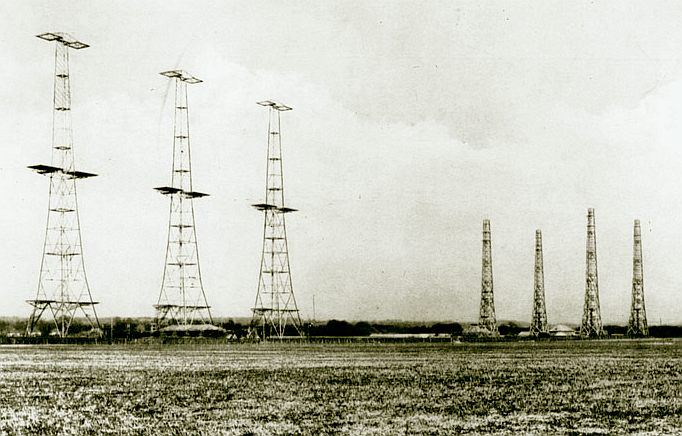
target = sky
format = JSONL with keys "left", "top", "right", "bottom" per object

{"left": 1, "top": 1, "right": 681, "bottom": 324}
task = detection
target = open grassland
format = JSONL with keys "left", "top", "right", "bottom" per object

{"left": 0, "top": 340, "right": 680, "bottom": 435}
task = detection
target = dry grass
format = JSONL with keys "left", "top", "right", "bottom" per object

{"left": 0, "top": 340, "right": 680, "bottom": 435}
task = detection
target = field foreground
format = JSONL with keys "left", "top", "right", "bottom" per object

{"left": 0, "top": 340, "right": 680, "bottom": 435}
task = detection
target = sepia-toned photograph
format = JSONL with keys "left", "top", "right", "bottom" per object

{"left": 0, "top": 1, "right": 681, "bottom": 434}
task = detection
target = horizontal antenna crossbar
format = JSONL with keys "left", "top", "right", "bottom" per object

{"left": 36, "top": 32, "right": 89, "bottom": 49}
{"left": 256, "top": 100, "right": 292, "bottom": 111}
{"left": 160, "top": 70, "right": 202, "bottom": 84}
{"left": 28, "top": 164, "right": 97, "bottom": 179}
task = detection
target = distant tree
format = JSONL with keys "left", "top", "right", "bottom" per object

{"left": 12, "top": 319, "right": 26, "bottom": 333}
{"left": 37, "top": 320, "right": 52, "bottom": 337}
{"left": 327, "top": 320, "right": 353, "bottom": 336}
{"left": 498, "top": 322, "right": 523, "bottom": 337}
{"left": 314, "top": 320, "right": 364, "bottom": 336}
{"left": 220, "top": 319, "right": 236, "bottom": 331}
{"left": 282, "top": 324, "right": 302, "bottom": 336}
{"left": 68, "top": 320, "right": 90, "bottom": 335}
{"left": 234, "top": 323, "right": 248, "bottom": 339}
{"left": 603, "top": 325, "right": 627, "bottom": 336}
{"left": 369, "top": 323, "right": 391, "bottom": 334}
{"left": 649, "top": 325, "right": 682, "bottom": 338}
{"left": 111, "top": 318, "right": 132, "bottom": 339}
{"left": 353, "top": 322, "right": 373, "bottom": 336}
{"left": 432, "top": 323, "right": 463, "bottom": 336}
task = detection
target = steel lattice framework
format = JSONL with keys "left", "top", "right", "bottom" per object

{"left": 580, "top": 208, "right": 603, "bottom": 338}
{"left": 478, "top": 219, "right": 498, "bottom": 335}
{"left": 250, "top": 100, "right": 304, "bottom": 339}
{"left": 26, "top": 33, "right": 101, "bottom": 337}
{"left": 627, "top": 219, "right": 648, "bottom": 337}
{"left": 530, "top": 229, "right": 549, "bottom": 336}
{"left": 153, "top": 70, "right": 212, "bottom": 328}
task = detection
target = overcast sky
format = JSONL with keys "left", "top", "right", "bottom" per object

{"left": 1, "top": 1, "right": 681, "bottom": 324}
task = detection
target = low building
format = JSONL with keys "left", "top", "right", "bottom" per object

{"left": 159, "top": 324, "right": 226, "bottom": 338}
{"left": 549, "top": 324, "right": 578, "bottom": 338}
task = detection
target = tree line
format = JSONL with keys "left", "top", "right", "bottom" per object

{"left": 1, "top": 317, "right": 681, "bottom": 339}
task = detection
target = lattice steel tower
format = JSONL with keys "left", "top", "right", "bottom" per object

{"left": 153, "top": 70, "right": 212, "bottom": 328}
{"left": 530, "top": 229, "right": 549, "bottom": 336}
{"left": 580, "top": 208, "right": 603, "bottom": 338}
{"left": 250, "top": 100, "right": 303, "bottom": 339}
{"left": 478, "top": 219, "right": 498, "bottom": 335}
{"left": 26, "top": 33, "right": 101, "bottom": 337}
{"left": 627, "top": 219, "right": 648, "bottom": 337}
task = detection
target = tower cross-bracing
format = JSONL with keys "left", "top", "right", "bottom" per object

{"left": 580, "top": 208, "right": 603, "bottom": 338}
{"left": 250, "top": 100, "right": 304, "bottom": 339}
{"left": 26, "top": 33, "right": 101, "bottom": 337}
{"left": 153, "top": 70, "right": 212, "bottom": 328}
{"left": 627, "top": 219, "right": 648, "bottom": 337}
{"left": 530, "top": 229, "right": 549, "bottom": 336}
{"left": 478, "top": 219, "right": 498, "bottom": 335}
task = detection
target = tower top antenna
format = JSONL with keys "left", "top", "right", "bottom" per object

{"left": 160, "top": 70, "right": 202, "bottom": 84}
{"left": 257, "top": 100, "right": 292, "bottom": 111}
{"left": 36, "top": 32, "right": 89, "bottom": 49}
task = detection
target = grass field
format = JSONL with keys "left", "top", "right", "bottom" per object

{"left": 0, "top": 340, "right": 680, "bottom": 435}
